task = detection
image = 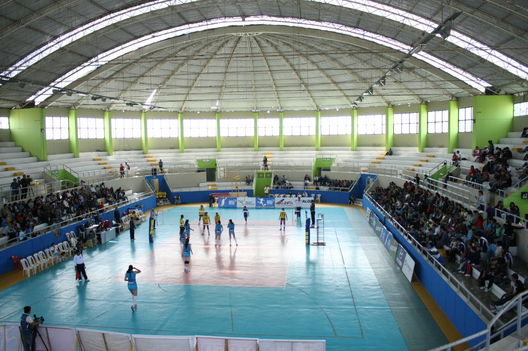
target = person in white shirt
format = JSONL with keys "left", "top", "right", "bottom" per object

{"left": 74, "top": 250, "right": 89, "bottom": 282}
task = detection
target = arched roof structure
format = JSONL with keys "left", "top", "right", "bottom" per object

{"left": 0, "top": 0, "right": 526, "bottom": 111}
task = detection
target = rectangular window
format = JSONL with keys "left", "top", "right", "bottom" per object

{"left": 258, "top": 118, "right": 279, "bottom": 136}
{"left": 283, "top": 117, "right": 316, "bottom": 136}
{"left": 514, "top": 102, "right": 528, "bottom": 117}
{"left": 357, "top": 114, "right": 385, "bottom": 135}
{"left": 0, "top": 116, "right": 8, "bottom": 129}
{"left": 321, "top": 116, "right": 352, "bottom": 135}
{"left": 78, "top": 117, "right": 104, "bottom": 139}
{"left": 427, "top": 110, "right": 448, "bottom": 134}
{"left": 183, "top": 119, "right": 216, "bottom": 138}
{"left": 147, "top": 119, "right": 179, "bottom": 138}
{"left": 393, "top": 113, "right": 418, "bottom": 134}
{"left": 458, "top": 107, "right": 473, "bottom": 133}
{"left": 45, "top": 116, "right": 69, "bottom": 140}
{"left": 112, "top": 118, "right": 141, "bottom": 139}
{"left": 220, "top": 118, "right": 254, "bottom": 137}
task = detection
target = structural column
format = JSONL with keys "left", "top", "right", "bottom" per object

{"left": 279, "top": 112, "right": 284, "bottom": 151}
{"left": 448, "top": 100, "right": 459, "bottom": 153}
{"left": 68, "top": 109, "right": 79, "bottom": 158}
{"left": 104, "top": 110, "right": 113, "bottom": 156}
{"left": 315, "top": 110, "right": 321, "bottom": 150}
{"left": 140, "top": 111, "right": 149, "bottom": 154}
{"left": 253, "top": 112, "right": 259, "bottom": 151}
{"left": 418, "top": 103, "right": 427, "bottom": 152}
{"left": 215, "top": 112, "right": 221, "bottom": 151}
{"left": 351, "top": 109, "right": 358, "bottom": 151}
{"left": 178, "top": 112, "right": 184, "bottom": 152}
{"left": 385, "top": 106, "right": 394, "bottom": 151}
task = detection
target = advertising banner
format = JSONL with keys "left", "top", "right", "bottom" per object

{"left": 237, "top": 197, "right": 256, "bottom": 208}
{"left": 395, "top": 244, "right": 406, "bottom": 269}
{"left": 274, "top": 197, "right": 296, "bottom": 208}
{"left": 217, "top": 197, "right": 238, "bottom": 208}
{"left": 402, "top": 254, "right": 416, "bottom": 282}
{"left": 256, "top": 197, "right": 275, "bottom": 208}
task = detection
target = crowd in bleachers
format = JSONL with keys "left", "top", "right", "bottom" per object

{"left": 371, "top": 180, "right": 525, "bottom": 307}
{"left": 314, "top": 175, "right": 353, "bottom": 190}
{"left": 0, "top": 182, "right": 128, "bottom": 243}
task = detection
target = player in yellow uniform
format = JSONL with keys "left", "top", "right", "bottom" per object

{"left": 279, "top": 208, "right": 287, "bottom": 230}
{"left": 198, "top": 205, "right": 205, "bottom": 224}
{"left": 214, "top": 212, "right": 221, "bottom": 224}
{"left": 202, "top": 212, "right": 211, "bottom": 235}
{"left": 179, "top": 215, "right": 185, "bottom": 238}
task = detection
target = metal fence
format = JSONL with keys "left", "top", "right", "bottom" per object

{"left": 0, "top": 324, "right": 325, "bottom": 351}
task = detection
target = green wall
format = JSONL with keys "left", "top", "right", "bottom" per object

{"left": 448, "top": 100, "right": 458, "bottom": 153}
{"left": 68, "top": 109, "right": 79, "bottom": 158}
{"left": 504, "top": 185, "right": 528, "bottom": 218}
{"left": 197, "top": 159, "right": 217, "bottom": 168}
{"left": 9, "top": 108, "right": 47, "bottom": 161}
{"left": 472, "top": 95, "right": 513, "bottom": 148}
{"left": 254, "top": 171, "right": 273, "bottom": 197}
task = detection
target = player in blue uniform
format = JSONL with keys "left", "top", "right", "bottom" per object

{"left": 182, "top": 238, "right": 193, "bottom": 272}
{"left": 242, "top": 206, "right": 249, "bottom": 223}
{"left": 124, "top": 265, "right": 141, "bottom": 311}
{"left": 227, "top": 219, "right": 238, "bottom": 246}
{"left": 215, "top": 220, "right": 223, "bottom": 246}
{"left": 183, "top": 219, "right": 193, "bottom": 242}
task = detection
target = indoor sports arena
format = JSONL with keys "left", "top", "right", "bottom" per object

{"left": 0, "top": 1, "right": 527, "bottom": 350}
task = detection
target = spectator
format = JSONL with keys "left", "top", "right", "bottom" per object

{"left": 490, "top": 273, "right": 525, "bottom": 312}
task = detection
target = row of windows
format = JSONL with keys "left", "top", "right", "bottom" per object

{"left": 43, "top": 112, "right": 473, "bottom": 140}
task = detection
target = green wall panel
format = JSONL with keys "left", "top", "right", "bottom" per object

{"left": 104, "top": 111, "right": 113, "bottom": 155}
{"left": 68, "top": 109, "right": 79, "bottom": 158}
{"left": 418, "top": 104, "right": 427, "bottom": 152}
{"left": 385, "top": 107, "right": 394, "bottom": 151}
{"left": 472, "top": 95, "right": 513, "bottom": 149}
{"left": 9, "top": 108, "right": 47, "bottom": 161}
{"left": 448, "top": 100, "right": 459, "bottom": 153}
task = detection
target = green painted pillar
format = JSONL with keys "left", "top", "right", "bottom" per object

{"left": 279, "top": 112, "right": 284, "bottom": 151}
{"left": 385, "top": 106, "right": 394, "bottom": 151}
{"left": 104, "top": 110, "right": 113, "bottom": 156}
{"left": 448, "top": 100, "right": 459, "bottom": 153}
{"left": 9, "top": 108, "right": 47, "bottom": 161}
{"left": 351, "top": 109, "right": 358, "bottom": 151}
{"left": 418, "top": 103, "right": 428, "bottom": 152}
{"left": 315, "top": 110, "right": 321, "bottom": 150}
{"left": 140, "top": 111, "right": 149, "bottom": 154}
{"left": 178, "top": 112, "right": 184, "bottom": 152}
{"left": 472, "top": 95, "right": 513, "bottom": 149}
{"left": 253, "top": 112, "right": 259, "bottom": 151}
{"left": 68, "top": 109, "right": 79, "bottom": 158}
{"left": 215, "top": 112, "right": 221, "bottom": 151}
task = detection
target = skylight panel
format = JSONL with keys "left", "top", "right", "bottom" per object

{"left": 4, "top": 0, "right": 527, "bottom": 82}
{"left": 29, "top": 16, "right": 490, "bottom": 104}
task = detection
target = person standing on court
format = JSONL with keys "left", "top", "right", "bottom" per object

{"left": 74, "top": 250, "right": 89, "bottom": 282}
{"left": 129, "top": 218, "right": 136, "bottom": 240}
{"left": 228, "top": 219, "right": 238, "bottom": 246}
{"left": 279, "top": 208, "right": 287, "bottom": 230}
{"left": 243, "top": 206, "right": 249, "bottom": 223}
{"left": 158, "top": 159, "right": 164, "bottom": 173}
{"left": 310, "top": 200, "right": 316, "bottom": 228}
{"left": 124, "top": 265, "right": 141, "bottom": 312}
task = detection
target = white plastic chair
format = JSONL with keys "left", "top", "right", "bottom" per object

{"left": 33, "top": 253, "right": 47, "bottom": 271}
{"left": 44, "top": 248, "right": 58, "bottom": 265}
{"left": 20, "top": 258, "right": 34, "bottom": 277}
{"left": 26, "top": 255, "right": 40, "bottom": 273}
{"left": 37, "top": 251, "right": 51, "bottom": 269}
{"left": 62, "top": 241, "right": 74, "bottom": 256}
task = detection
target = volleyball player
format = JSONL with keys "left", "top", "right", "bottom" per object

{"left": 184, "top": 219, "right": 193, "bottom": 242}
{"left": 215, "top": 220, "right": 223, "bottom": 246}
{"left": 179, "top": 215, "right": 185, "bottom": 238}
{"left": 227, "top": 219, "right": 238, "bottom": 246}
{"left": 243, "top": 206, "right": 249, "bottom": 223}
{"left": 279, "top": 208, "right": 287, "bottom": 230}
{"left": 214, "top": 212, "right": 221, "bottom": 224}
{"left": 182, "top": 238, "right": 193, "bottom": 272}
{"left": 124, "top": 265, "right": 141, "bottom": 311}
{"left": 202, "top": 212, "right": 211, "bottom": 235}
{"left": 198, "top": 205, "right": 205, "bottom": 224}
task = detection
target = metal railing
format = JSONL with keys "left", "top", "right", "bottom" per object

{"left": 495, "top": 208, "right": 527, "bottom": 228}
{"left": 0, "top": 180, "right": 73, "bottom": 204}
{"left": 401, "top": 173, "right": 476, "bottom": 207}
{"left": 429, "top": 290, "right": 528, "bottom": 351}
{"left": 364, "top": 193, "right": 494, "bottom": 321}
{"left": 513, "top": 175, "right": 528, "bottom": 189}
{"left": 0, "top": 190, "right": 154, "bottom": 250}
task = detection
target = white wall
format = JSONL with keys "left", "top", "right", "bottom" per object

{"left": 79, "top": 139, "right": 105, "bottom": 152}
{"left": 47, "top": 140, "right": 70, "bottom": 155}
{"left": 428, "top": 133, "right": 447, "bottom": 147}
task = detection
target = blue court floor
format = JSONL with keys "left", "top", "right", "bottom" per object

{"left": 0, "top": 206, "right": 447, "bottom": 350}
